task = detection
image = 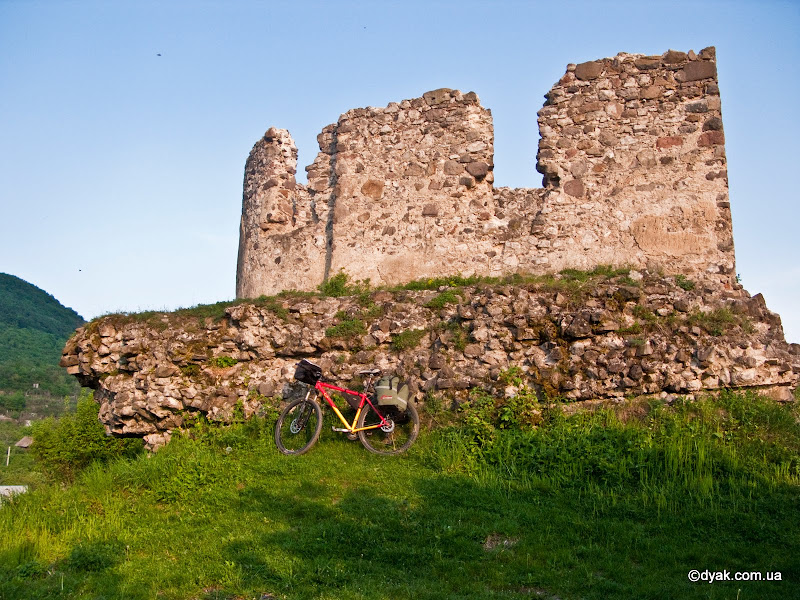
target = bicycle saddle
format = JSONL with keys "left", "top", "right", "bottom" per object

{"left": 358, "top": 368, "right": 381, "bottom": 376}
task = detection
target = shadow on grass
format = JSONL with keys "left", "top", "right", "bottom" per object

{"left": 0, "top": 537, "right": 129, "bottom": 599}
{"left": 221, "top": 470, "right": 800, "bottom": 600}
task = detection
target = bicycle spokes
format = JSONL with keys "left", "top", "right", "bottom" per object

{"left": 275, "top": 398, "right": 322, "bottom": 455}
{"left": 290, "top": 405, "right": 312, "bottom": 433}
{"left": 357, "top": 403, "right": 419, "bottom": 455}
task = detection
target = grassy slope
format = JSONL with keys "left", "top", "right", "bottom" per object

{"left": 1, "top": 393, "right": 798, "bottom": 600}
{"left": 0, "top": 273, "right": 84, "bottom": 401}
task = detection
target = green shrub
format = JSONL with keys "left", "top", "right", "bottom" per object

{"left": 325, "top": 318, "right": 367, "bottom": 338}
{"left": 318, "top": 270, "right": 370, "bottom": 297}
{"left": 0, "top": 391, "right": 25, "bottom": 412}
{"left": 424, "top": 290, "right": 461, "bottom": 309}
{"left": 180, "top": 364, "right": 200, "bottom": 377}
{"left": 209, "top": 356, "right": 238, "bottom": 368}
{"left": 30, "top": 392, "right": 142, "bottom": 482}
{"left": 688, "top": 307, "right": 747, "bottom": 336}
{"left": 460, "top": 385, "right": 541, "bottom": 443}
{"left": 497, "top": 366, "right": 524, "bottom": 387}
{"left": 436, "top": 319, "right": 467, "bottom": 351}
{"left": 559, "top": 265, "right": 629, "bottom": 283}
{"left": 253, "top": 295, "right": 289, "bottom": 320}
{"left": 632, "top": 304, "right": 657, "bottom": 324}
{"left": 174, "top": 300, "right": 238, "bottom": 321}
{"left": 391, "top": 329, "right": 427, "bottom": 351}
{"left": 675, "top": 274, "right": 695, "bottom": 291}
{"left": 558, "top": 268, "right": 592, "bottom": 282}
{"left": 618, "top": 322, "right": 642, "bottom": 334}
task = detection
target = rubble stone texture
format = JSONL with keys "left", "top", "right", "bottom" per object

{"left": 237, "top": 47, "right": 734, "bottom": 298}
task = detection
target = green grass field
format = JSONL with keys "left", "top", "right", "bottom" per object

{"left": 1, "top": 391, "right": 798, "bottom": 599}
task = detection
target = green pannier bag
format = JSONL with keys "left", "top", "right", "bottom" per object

{"left": 374, "top": 376, "right": 409, "bottom": 411}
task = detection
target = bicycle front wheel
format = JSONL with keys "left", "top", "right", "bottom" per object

{"left": 357, "top": 401, "right": 419, "bottom": 455}
{"left": 275, "top": 396, "right": 323, "bottom": 455}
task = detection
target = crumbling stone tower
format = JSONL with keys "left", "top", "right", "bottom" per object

{"left": 236, "top": 47, "right": 733, "bottom": 298}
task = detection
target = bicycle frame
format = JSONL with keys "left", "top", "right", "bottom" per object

{"left": 309, "top": 380, "right": 388, "bottom": 434}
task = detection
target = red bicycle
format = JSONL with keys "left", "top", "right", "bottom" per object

{"left": 275, "top": 359, "right": 419, "bottom": 456}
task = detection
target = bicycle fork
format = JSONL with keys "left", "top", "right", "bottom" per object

{"left": 291, "top": 389, "right": 316, "bottom": 432}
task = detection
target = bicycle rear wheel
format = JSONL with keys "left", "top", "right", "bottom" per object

{"left": 357, "top": 401, "right": 419, "bottom": 455}
{"left": 275, "top": 396, "right": 323, "bottom": 455}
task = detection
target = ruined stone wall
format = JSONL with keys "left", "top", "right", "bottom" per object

{"left": 236, "top": 47, "right": 734, "bottom": 299}
{"left": 64, "top": 274, "right": 799, "bottom": 450}
{"left": 236, "top": 128, "right": 327, "bottom": 298}
{"left": 534, "top": 47, "right": 733, "bottom": 279}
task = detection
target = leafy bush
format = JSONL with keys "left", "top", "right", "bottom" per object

{"left": 391, "top": 329, "right": 427, "bottom": 351}
{"left": 0, "top": 391, "right": 25, "bottom": 412}
{"left": 675, "top": 274, "right": 695, "bottom": 291}
{"left": 559, "top": 264, "right": 630, "bottom": 282}
{"left": 424, "top": 290, "right": 461, "bottom": 309}
{"left": 30, "top": 392, "right": 142, "bottom": 482}
{"left": 688, "top": 307, "right": 751, "bottom": 336}
{"left": 632, "top": 304, "right": 657, "bottom": 324}
{"left": 174, "top": 300, "right": 239, "bottom": 321}
{"left": 209, "top": 356, "right": 238, "bottom": 368}
{"left": 318, "top": 270, "right": 371, "bottom": 297}
{"left": 325, "top": 318, "right": 367, "bottom": 339}
{"left": 254, "top": 295, "right": 289, "bottom": 320}
{"left": 436, "top": 319, "right": 467, "bottom": 351}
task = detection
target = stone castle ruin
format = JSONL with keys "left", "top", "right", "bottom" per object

{"left": 61, "top": 47, "right": 800, "bottom": 451}
{"left": 237, "top": 47, "right": 733, "bottom": 298}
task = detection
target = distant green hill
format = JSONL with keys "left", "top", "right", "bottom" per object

{"left": 0, "top": 273, "right": 85, "bottom": 405}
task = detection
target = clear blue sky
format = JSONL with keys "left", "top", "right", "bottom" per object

{"left": 1, "top": 0, "right": 798, "bottom": 342}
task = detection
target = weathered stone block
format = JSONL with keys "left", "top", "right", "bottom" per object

{"left": 574, "top": 60, "right": 604, "bottom": 80}
{"left": 422, "top": 203, "right": 439, "bottom": 217}
{"left": 703, "top": 116, "right": 723, "bottom": 131}
{"left": 634, "top": 57, "right": 662, "bottom": 70}
{"left": 640, "top": 86, "right": 663, "bottom": 100}
{"left": 679, "top": 61, "right": 717, "bottom": 82}
{"left": 563, "top": 179, "right": 585, "bottom": 198}
{"left": 662, "top": 49, "right": 687, "bottom": 64}
{"left": 423, "top": 88, "right": 453, "bottom": 105}
{"left": 698, "top": 131, "right": 725, "bottom": 147}
{"left": 465, "top": 161, "right": 489, "bottom": 179}
{"left": 656, "top": 136, "right": 683, "bottom": 149}
{"left": 686, "top": 101, "right": 708, "bottom": 113}
{"left": 443, "top": 160, "right": 463, "bottom": 175}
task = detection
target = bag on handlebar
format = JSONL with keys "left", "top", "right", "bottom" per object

{"left": 294, "top": 359, "right": 322, "bottom": 385}
{"left": 374, "top": 376, "right": 409, "bottom": 411}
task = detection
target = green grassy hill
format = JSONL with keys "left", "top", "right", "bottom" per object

{"left": 0, "top": 273, "right": 84, "bottom": 410}
{"left": 1, "top": 390, "right": 798, "bottom": 599}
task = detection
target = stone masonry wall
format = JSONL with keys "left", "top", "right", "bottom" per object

{"left": 64, "top": 273, "right": 799, "bottom": 451}
{"left": 534, "top": 47, "right": 732, "bottom": 278}
{"left": 236, "top": 47, "right": 734, "bottom": 298}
